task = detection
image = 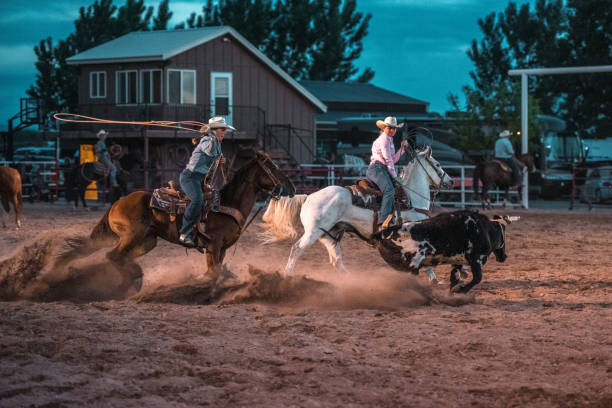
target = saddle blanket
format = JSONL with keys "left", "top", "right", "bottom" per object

{"left": 150, "top": 186, "right": 189, "bottom": 215}
{"left": 345, "top": 179, "right": 409, "bottom": 211}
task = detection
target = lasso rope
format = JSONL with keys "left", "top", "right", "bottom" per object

{"left": 53, "top": 113, "right": 207, "bottom": 133}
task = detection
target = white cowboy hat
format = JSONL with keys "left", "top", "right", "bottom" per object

{"left": 96, "top": 129, "right": 108, "bottom": 138}
{"left": 499, "top": 130, "right": 512, "bottom": 138}
{"left": 208, "top": 117, "right": 236, "bottom": 130}
{"left": 376, "top": 116, "right": 404, "bottom": 130}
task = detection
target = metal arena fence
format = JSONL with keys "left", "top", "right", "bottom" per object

{"left": 2, "top": 161, "right": 521, "bottom": 208}
{"left": 283, "top": 164, "right": 520, "bottom": 208}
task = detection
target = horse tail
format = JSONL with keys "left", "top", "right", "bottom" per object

{"left": 90, "top": 207, "right": 116, "bottom": 242}
{"left": 473, "top": 163, "right": 481, "bottom": 196}
{"left": 261, "top": 195, "right": 308, "bottom": 242}
{"left": 55, "top": 208, "right": 116, "bottom": 266}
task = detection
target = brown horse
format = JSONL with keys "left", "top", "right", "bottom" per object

{"left": 58, "top": 151, "right": 295, "bottom": 286}
{"left": 0, "top": 166, "right": 23, "bottom": 228}
{"left": 473, "top": 153, "right": 536, "bottom": 208}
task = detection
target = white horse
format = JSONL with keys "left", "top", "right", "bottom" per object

{"left": 262, "top": 146, "right": 454, "bottom": 277}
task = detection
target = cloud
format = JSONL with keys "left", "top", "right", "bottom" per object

{"left": 0, "top": 45, "right": 37, "bottom": 72}
{"left": 0, "top": 2, "right": 79, "bottom": 24}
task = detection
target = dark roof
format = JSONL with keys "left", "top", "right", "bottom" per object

{"left": 300, "top": 80, "right": 428, "bottom": 106}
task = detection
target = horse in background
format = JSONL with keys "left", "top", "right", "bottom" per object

{"left": 473, "top": 153, "right": 536, "bottom": 208}
{"left": 65, "top": 151, "right": 141, "bottom": 208}
{"left": 0, "top": 167, "right": 23, "bottom": 228}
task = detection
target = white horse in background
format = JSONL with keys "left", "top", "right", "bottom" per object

{"left": 262, "top": 146, "right": 454, "bottom": 278}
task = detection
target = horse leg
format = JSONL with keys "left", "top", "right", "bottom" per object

{"left": 0, "top": 196, "right": 10, "bottom": 228}
{"left": 484, "top": 185, "right": 492, "bottom": 209}
{"left": 284, "top": 228, "right": 324, "bottom": 277}
{"left": 480, "top": 185, "right": 488, "bottom": 209}
{"left": 11, "top": 192, "right": 22, "bottom": 228}
{"left": 106, "top": 229, "right": 155, "bottom": 265}
{"left": 449, "top": 265, "right": 462, "bottom": 291}
{"left": 318, "top": 232, "right": 348, "bottom": 274}
{"left": 205, "top": 243, "right": 223, "bottom": 280}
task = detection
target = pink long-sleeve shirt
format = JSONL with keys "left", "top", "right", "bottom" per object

{"left": 370, "top": 132, "right": 403, "bottom": 178}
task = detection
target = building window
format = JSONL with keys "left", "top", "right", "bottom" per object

{"left": 210, "top": 72, "right": 232, "bottom": 123}
{"left": 140, "top": 69, "right": 162, "bottom": 104}
{"left": 116, "top": 70, "right": 138, "bottom": 105}
{"left": 89, "top": 71, "right": 106, "bottom": 98}
{"left": 167, "top": 69, "right": 196, "bottom": 104}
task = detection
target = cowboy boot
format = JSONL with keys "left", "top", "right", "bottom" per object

{"left": 210, "top": 190, "right": 221, "bottom": 212}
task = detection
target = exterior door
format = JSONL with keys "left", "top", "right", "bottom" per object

{"left": 210, "top": 72, "right": 233, "bottom": 125}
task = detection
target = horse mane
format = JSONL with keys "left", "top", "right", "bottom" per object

{"left": 220, "top": 157, "right": 257, "bottom": 204}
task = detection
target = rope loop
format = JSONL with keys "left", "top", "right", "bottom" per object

{"left": 53, "top": 113, "right": 207, "bottom": 133}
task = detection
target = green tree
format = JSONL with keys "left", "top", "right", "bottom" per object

{"left": 115, "top": 0, "right": 154, "bottom": 36}
{"left": 449, "top": 81, "right": 541, "bottom": 152}
{"left": 153, "top": 0, "right": 173, "bottom": 30}
{"left": 452, "top": 0, "right": 612, "bottom": 144}
{"left": 27, "top": 38, "right": 58, "bottom": 113}
{"left": 176, "top": 0, "right": 374, "bottom": 82}
{"left": 28, "top": 0, "right": 163, "bottom": 116}
{"left": 561, "top": 0, "right": 612, "bottom": 136}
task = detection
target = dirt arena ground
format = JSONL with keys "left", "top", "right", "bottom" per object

{"left": 0, "top": 202, "right": 611, "bottom": 407}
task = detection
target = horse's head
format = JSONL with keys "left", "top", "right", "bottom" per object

{"left": 520, "top": 153, "right": 537, "bottom": 174}
{"left": 404, "top": 146, "right": 453, "bottom": 190}
{"left": 252, "top": 151, "right": 296, "bottom": 199}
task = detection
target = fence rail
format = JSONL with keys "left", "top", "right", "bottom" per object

{"left": 1, "top": 160, "right": 521, "bottom": 208}
{"left": 284, "top": 164, "right": 521, "bottom": 208}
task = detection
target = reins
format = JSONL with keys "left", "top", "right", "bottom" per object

{"left": 399, "top": 150, "right": 446, "bottom": 210}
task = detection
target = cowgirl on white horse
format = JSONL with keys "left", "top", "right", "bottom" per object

{"left": 262, "top": 117, "right": 454, "bottom": 278}
{"left": 367, "top": 116, "right": 408, "bottom": 228}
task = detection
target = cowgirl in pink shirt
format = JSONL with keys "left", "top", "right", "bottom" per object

{"left": 366, "top": 116, "right": 408, "bottom": 227}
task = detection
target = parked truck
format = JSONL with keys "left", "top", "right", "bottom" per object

{"left": 536, "top": 115, "right": 585, "bottom": 198}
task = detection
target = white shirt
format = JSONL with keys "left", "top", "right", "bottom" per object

{"left": 370, "top": 131, "right": 403, "bottom": 178}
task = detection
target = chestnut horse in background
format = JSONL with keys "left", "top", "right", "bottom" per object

{"left": 473, "top": 153, "right": 536, "bottom": 208}
{"left": 58, "top": 151, "right": 295, "bottom": 286}
{"left": 0, "top": 166, "right": 23, "bottom": 228}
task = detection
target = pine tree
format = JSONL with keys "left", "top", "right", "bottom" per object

{"left": 26, "top": 38, "right": 58, "bottom": 113}
{"left": 153, "top": 0, "right": 173, "bottom": 31}
{"left": 175, "top": 0, "right": 374, "bottom": 82}
{"left": 453, "top": 0, "right": 611, "bottom": 141}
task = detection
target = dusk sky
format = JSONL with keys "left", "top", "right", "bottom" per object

{"left": 0, "top": 0, "right": 536, "bottom": 128}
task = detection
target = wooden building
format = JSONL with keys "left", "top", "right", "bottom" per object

{"left": 62, "top": 26, "right": 326, "bottom": 187}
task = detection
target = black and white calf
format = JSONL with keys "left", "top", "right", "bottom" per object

{"left": 372, "top": 210, "right": 518, "bottom": 293}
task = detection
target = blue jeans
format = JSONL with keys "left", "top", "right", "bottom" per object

{"left": 99, "top": 153, "right": 117, "bottom": 185}
{"left": 366, "top": 162, "right": 394, "bottom": 222}
{"left": 179, "top": 169, "right": 206, "bottom": 237}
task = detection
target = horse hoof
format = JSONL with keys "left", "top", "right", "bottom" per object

{"left": 132, "top": 276, "right": 143, "bottom": 292}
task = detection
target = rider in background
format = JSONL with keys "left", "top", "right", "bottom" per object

{"left": 95, "top": 130, "right": 118, "bottom": 187}
{"left": 366, "top": 116, "right": 408, "bottom": 228}
{"left": 494, "top": 129, "right": 522, "bottom": 186}
{"left": 179, "top": 117, "right": 234, "bottom": 247}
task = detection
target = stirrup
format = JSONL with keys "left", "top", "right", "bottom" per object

{"left": 179, "top": 234, "right": 195, "bottom": 248}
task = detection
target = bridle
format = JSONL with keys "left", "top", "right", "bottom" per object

{"left": 255, "top": 154, "right": 285, "bottom": 200}
{"left": 415, "top": 153, "right": 447, "bottom": 192}
{"left": 399, "top": 150, "right": 448, "bottom": 205}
